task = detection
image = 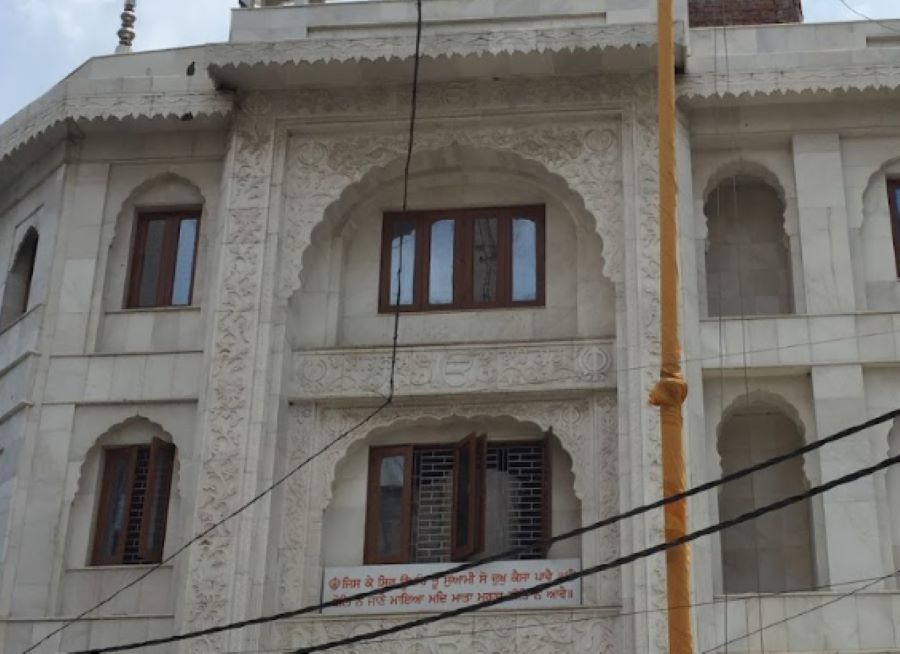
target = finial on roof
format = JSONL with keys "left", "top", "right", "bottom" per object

{"left": 116, "top": 0, "right": 136, "bottom": 53}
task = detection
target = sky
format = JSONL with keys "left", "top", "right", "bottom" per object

{"left": 0, "top": 0, "right": 898, "bottom": 123}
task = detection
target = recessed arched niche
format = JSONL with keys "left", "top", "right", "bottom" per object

{"left": 287, "top": 145, "right": 614, "bottom": 349}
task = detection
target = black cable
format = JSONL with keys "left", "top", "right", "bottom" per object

{"left": 70, "top": 407, "right": 900, "bottom": 654}
{"left": 25, "top": 3, "right": 426, "bottom": 654}
{"left": 287, "top": 452, "right": 900, "bottom": 653}
{"left": 389, "top": 0, "right": 423, "bottom": 398}
{"left": 220, "top": 572, "right": 899, "bottom": 653}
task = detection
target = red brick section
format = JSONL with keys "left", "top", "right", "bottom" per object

{"left": 688, "top": 0, "right": 803, "bottom": 26}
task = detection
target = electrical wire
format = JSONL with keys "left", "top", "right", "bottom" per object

{"left": 283, "top": 450, "right": 900, "bottom": 653}
{"left": 832, "top": 0, "right": 900, "bottom": 34}
{"left": 69, "top": 407, "right": 900, "bottom": 653}
{"left": 220, "top": 572, "right": 900, "bottom": 653}
{"left": 703, "top": 569, "right": 899, "bottom": 653}
{"left": 23, "top": 3, "right": 426, "bottom": 653}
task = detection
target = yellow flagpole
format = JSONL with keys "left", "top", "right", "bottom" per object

{"left": 649, "top": 0, "right": 694, "bottom": 652}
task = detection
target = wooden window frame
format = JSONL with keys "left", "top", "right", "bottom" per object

{"left": 363, "top": 436, "right": 550, "bottom": 565}
{"left": 378, "top": 205, "right": 546, "bottom": 313}
{"left": 888, "top": 179, "right": 900, "bottom": 277}
{"left": 126, "top": 209, "right": 201, "bottom": 309}
{"left": 363, "top": 445, "right": 414, "bottom": 565}
{"left": 91, "top": 439, "right": 175, "bottom": 566}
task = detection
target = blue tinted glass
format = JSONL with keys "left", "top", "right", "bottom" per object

{"left": 389, "top": 221, "right": 416, "bottom": 306}
{"left": 429, "top": 219, "right": 454, "bottom": 305}
{"left": 512, "top": 217, "right": 537, "bottom": 301}
{"left": 171, "top": 218, "right": 198, "bottom": 306}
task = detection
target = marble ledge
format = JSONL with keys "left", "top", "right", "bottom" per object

{"left": 43, "top": 351, "right": 203, "bottom": 404}
{"left": 290, "top": 338, "right": 616, "bottom": 400}
{"left": 699, "top": 313, "right": 900, "bottom": 370}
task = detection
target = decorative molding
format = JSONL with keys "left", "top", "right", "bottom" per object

{"left": 209, "top": 23, "right": 674, "bottom": 70}
{"left": 678, "top": 64, "right": 900, "bottom": 101}
{"left": 268, "top": 609, "right": 622, "bottom": 653}
{"left": 0, "top": 89, "right": 231, "bottom": 163}
{"left": 180, "top": 93, "right": 274, "bottom": 653}
{"left": 277, "top": 395, "right": 618, "bottom": 610}
{"left": 280, "top": 114, "right": 626, "bottom": 296}
{"left": 291, "top": 339, "right": 616, "bottom": 399}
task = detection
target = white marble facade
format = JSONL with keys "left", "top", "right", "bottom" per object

{"left": 0, "top": 0, "right": 899, "bottom": 652}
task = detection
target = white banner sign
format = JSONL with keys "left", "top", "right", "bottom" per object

{"left": 322, "top": 559, "right": 581, "bottom": 615}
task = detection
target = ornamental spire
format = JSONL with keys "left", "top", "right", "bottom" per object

{"left": 116, "top": 0, "right": 136, "bottom": 53}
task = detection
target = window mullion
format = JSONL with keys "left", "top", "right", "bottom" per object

{"left": 415, "top": 214, "right": 428, "bottom": 310}
{"left": 158, "top": 216, "right": 179, "bottom": 306}
{"left": 497, "top": 213, "right": 513, "bottom": 305}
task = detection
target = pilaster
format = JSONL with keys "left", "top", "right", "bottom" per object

{"left": 811, "top": 364, "right": 889, "bottom": 585}
{"left": 178, "top": 94, "right": 278, "bottom": 653}
{"left": 791, "top": 134, "right": 856, "bottom": 314}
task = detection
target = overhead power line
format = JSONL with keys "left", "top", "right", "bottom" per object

{"left": 71, "top": 407, "right": 900, "bottom": 654}
{"left": 219, "top": 572, "right": 899, "bottom": 653}
{"left": 832, "top": 0, "right": 900, "bottom": 34}
{"left": 283, "top": 450, "right": 900, "bottom": 653}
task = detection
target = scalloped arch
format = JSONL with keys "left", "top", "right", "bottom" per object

{"left": 110, "top": 172, "right": 206, "bottom": 247}
{"left": 701, "top": 159, "right": 788, "bottom": 210}
{"left": 280, "top": 125, "right": 624, "bottom": 301}
{"left": 69, "top": 415, "right": 178, "bottom": 505}
{"left": 322, "top": 411, "right": 584, "bottom": 510}
{"left": 716, "top": 389, "right": 810, "bottom": 479}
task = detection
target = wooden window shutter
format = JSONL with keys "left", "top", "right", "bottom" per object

{"left": 364, "top": 445, "right": 414, "bottom": 564}
{"left": 91, "top": 446, "right": 139, "bottom": 566}
{"left": 139, "top": 438, "right": 176, "bottom": 563}
{"left": 451, "top": 433, "right": 486, "bottom": 561}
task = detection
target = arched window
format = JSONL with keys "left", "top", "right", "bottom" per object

{"left": 887, "top": 179, "right": 900, "bottom": 277}
{"left": 705, "top": 177, "right": 793, "bottom": 317}
{"left": 717, "top": 402, "right": 815, "bottom": 592}
{"left": 0, "top": 228, "right": 38, "bottom": 328}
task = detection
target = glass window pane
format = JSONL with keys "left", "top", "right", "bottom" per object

{"left": 472, "top": 218, "right": 498, "bottom": 304}
{"left": 171, "top": 218, "right": 198, "bottom": 306}
{"left": 455, "top": 446, "right": 471, "bottom": 549}
{"left": 429, "top": 219, "right": 454, "bottom": 305}
{"left": 100, "top": 454, "right": 131, "bottom": 559}
{"left": 388, "top": 221, "right": 416, "bottom": 306}
{"left": 376, "top": 455, "right": 406, "bottom": 559}
{"left": 138, "top": 220, "right": 166, "bottom": 307}
{"left": 512, "top": 218, "right": 538, "bottom": 302}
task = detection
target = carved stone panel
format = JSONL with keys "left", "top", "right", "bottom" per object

{"left": 291, "top": 340, "right": 615, "bottom": 399}
{"left": 279, "top": 111, "right": 624, "bottom": 300}
{"left": 276, "top": 394, "right": 618, "bottom": 612}
{"left": 267, "top": 609, "right": 623, "bottom": 653}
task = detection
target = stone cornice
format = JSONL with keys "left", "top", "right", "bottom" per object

{"left": 679, "top": 64, "right": 900, "bottom": 101}
{"left": 0, "top": 85, "right": 232, "bottom": 164}
{"left": 209, "top": 22, "right": 675, "bottom": 71}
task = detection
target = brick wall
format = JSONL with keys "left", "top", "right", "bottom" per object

{"left": 688, "top": 0, "right": 802, "bottom": 26}
{"left": 410, "top": 443, "right": 547, "bottom": 563}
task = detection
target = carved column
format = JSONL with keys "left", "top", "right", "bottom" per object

{"left": 178, "top": 94, "right": 277, "bottom": 653}
{"left": 618, "top": 81, "right": 670, "bottom": 654}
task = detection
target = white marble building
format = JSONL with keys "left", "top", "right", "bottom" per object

{"left": 0, "top": 0, "right": 899, "bottom": 652}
